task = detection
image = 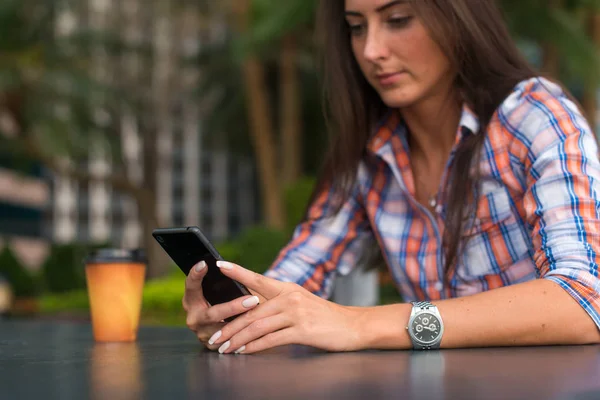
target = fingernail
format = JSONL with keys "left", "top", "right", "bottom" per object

{"left": 216, "top": 261, "right": 234, "bottom": 270}
{"left": 195, "top": 261, "right": 206, "bottom": 272}
{"left": 218, "top": 341, "right": 231, "bottom": 354}
{"left": 234, "top": 345, "right": 246, "bottom": 354}
{"left": 242, "top": 296, "right": 259, "bottom": 308}
{"left": 208, "top": 330, "right": 222, "bottom": 345}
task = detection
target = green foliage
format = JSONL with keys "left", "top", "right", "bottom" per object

{"left": 283, "top": 176, "right": 316, "bottom": 236}
{"left": 378, "top": 282, "right": 404, "bottom": 305}
{"left": 39, "top": 289, "right": 89, "bottom": 313}
{"left": 500, "top": 0, "right": 600, "bottom": 83}
{"left": 0, "top": 0, "right": 140, "bottom": 174}
{"left": 191, "top": 0, "right": 326, "bottom": 165}
{"left": 217, "top": 225, "right": 290, "bottom": 275}
{"left": 141, "top": 275, "right": 185, "bottom": 316}
{"left": 213, "top": 178, "right": 317, "bottom": 275}
{"left": 40, "top": 242, "right": 110, "bottom": 294}
{"left": 247, "top": 0, "right": 319, "bottom": 57}
{"left": 0, "top": 246, "right": 39, "bottom": 297}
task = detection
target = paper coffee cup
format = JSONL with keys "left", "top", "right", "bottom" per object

{"left": 85, "top": 249, "right": 147, "bottom": 342}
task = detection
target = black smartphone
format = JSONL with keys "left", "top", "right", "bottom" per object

{"left": 152, "top": 226, "right": 251, "bottom": 320}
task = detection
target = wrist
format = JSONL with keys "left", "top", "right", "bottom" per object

{"left": 352, "top": 303, "right": 413, "bottom": 350}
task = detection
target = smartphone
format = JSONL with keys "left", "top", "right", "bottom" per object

{"left": 152, "top": 226, "right": 251, "bottom": 321}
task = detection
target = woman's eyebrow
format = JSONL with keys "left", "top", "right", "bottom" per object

{"left": 344, "top": 0, "right": 407, "bottom": 17}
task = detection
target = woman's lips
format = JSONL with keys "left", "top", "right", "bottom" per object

{"left": 376, "top": 72, "right": 405, "bottom": 86}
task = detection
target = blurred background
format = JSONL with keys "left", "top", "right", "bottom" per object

{"left": 1, "top": 0, "right": 599, "bottom": 325}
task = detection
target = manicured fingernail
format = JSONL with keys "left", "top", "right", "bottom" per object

{"left": 234, "top": 346, "right": 246, "bottom": 354}
{"left": 208, "top": 330, "right": 222, "bottom": 345}
{"left": 216, "top": 261, "right": 234, "bottom": 270}
{"left": 195, "top": 261, "right": 206, "bottom": 272}
{"left": 242, "top": 296, "right": 260, "bottom": 308}
{"left": 218, "top": 341, "right": 231, "bottom": 354}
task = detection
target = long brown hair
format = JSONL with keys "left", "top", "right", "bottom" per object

{"left": 311, "top": 0, "right": 538, "bottom": 275}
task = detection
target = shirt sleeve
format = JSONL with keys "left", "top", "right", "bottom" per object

{"left": 504, "top": 80, "right": 600, "bottom": 330}
{"left": 264, "top": 163, "right": 375, "bottom": 298}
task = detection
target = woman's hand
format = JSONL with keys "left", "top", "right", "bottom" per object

{"left": 183, "top": 261, "right": 262, "bottom": 351}
{"left": 207, "top": 261, "right": 364, "bottom": 355}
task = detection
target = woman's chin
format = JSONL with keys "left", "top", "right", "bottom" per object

{"left": 378, "top": 89, "right": 420, "bottom": 109}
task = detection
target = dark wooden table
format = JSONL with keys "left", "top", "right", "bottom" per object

{"left": 1, "top": 319, "right": 600, "bottom": 400}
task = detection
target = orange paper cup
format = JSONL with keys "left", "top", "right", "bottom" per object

{"left": 85, "top": 249, "right": 147, "bottom": 342}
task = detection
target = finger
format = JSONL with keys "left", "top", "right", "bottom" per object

{"left": 234, "top": 328, "right": 295, "bottom": 355}
{"left": 204, "top": 343, "right": 220, "bottom": 352}
{"left": 248, "top": 289, "right": 267, "bottom": 304}
{"left": 218, "top": 313, "right": 290, "bottom": 354}
{"left": 199, "top": 294, "right": 261, "bottom": 326}
{"left": 183, "top": 261, "right": 208, "bottom": 308}
{"left": 216, "top": 261, "right": 283, "bottom": 300}
{"left": 197, "top": 328, "right": 225, "bottom": 352}
{"left": 209, "top": 295, "right": 283, "bottom": 346}
{"left": 194, "top": 322, "right": 226, "bottom": 343}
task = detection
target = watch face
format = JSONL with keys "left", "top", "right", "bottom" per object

{"left": 411, "top": 312, "right": 442, "bottom": 343}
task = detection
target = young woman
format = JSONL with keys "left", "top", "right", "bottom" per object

{"left": 183, "top": 0, "right": 600, "bottom": 354}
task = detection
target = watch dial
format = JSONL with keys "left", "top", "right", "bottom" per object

{"left": 411, "top": 313, "right": 441, "bottom": 343}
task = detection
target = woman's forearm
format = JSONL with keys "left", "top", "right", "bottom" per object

{"left": 354, "top": 279, "right": 600, "bottom": 350}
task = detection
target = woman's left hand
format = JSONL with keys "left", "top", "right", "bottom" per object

{"left": 208, "top": 261, "right": 365, "bottom": 355}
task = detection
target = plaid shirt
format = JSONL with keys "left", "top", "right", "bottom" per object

{"left": 266, "top": 77, "right": 600, "bottom": 329}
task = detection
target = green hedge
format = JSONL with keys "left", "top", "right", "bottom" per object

{"left": 0, "top": 246, "right": 39, "bottom": 297}
{"left": 212, "top": 178, "right": 318, "bottom": 274}
{"left": 37, "top": 176, "right": 363, "bottom": 326}
{"left": 41, "top": 242, "right": 110, "bottom": 294}
{"left": 217, "top": 225, "right": 289, "bottom": 275}
{"left": 40, "top": 274, "right": 186, "bottom": 326}
{"left": 40, "top": 272, "right": 403, "bottom": 326}
{"left": 38, "top": 224, "right": 289, "bottom": 325}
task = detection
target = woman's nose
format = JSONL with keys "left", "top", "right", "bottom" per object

{"left": 363, "top": 27, "right": 390, "bottom": 62}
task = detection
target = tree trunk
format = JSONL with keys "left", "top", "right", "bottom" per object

{"left": 280, "top": 34, "right": 302, "bottom": 186}
{"left": 140, "top": 112, "right": 171, "bottom": 278}
{"left": 136, "top": 189, "right": 168, "bottom": 279}
{"left": 232, "top": 0, "right": 285, "bottom": 230}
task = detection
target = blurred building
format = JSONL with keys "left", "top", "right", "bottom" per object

{"left": 0, "top": 0, "right": 258, "bottom": 270}
{"left": 47, "top": 143, "right": 257, "bottom": 248}
{"left": 48, "top": 0, "right": 258, "bottom": 250}
{"left": 0, "top": 156, "right": 50, "bottom": 270}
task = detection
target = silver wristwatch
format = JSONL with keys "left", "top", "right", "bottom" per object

{"left": 407, "top": 301, "right": 444, "bottom": 350}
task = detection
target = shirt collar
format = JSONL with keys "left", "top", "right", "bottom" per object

{"left": 459, "top": 104, "right": 480, "bottom": 136}
{"left": 367, "top": 104, "right": 480, "bottom": 154}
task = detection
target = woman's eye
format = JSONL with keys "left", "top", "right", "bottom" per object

{"left": 348, "top": 24, "right": 365, "bottom": 36}
{"left": 388, "top": 16, "right": 413, "bottom": 28}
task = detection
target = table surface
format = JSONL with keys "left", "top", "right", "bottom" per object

{"left": 1, "top": 319, "right": 600, "bottom": 400}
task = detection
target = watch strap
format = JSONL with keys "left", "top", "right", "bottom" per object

{"left": 412, "top": 301, "right": 435, "bottom": 310}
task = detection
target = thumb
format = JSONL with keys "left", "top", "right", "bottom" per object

{"left": 190, "top": 260, "right": 209, "bottom": 281}
{"left": 184, "top": 260, "right": 209, "bottom": 305}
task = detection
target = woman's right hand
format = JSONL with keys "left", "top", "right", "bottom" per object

{"left": 183, "top": 261, "right": 261, "bottom": 351}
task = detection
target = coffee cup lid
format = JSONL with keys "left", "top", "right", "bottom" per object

{"left": 85, "top": 249, "right": 147, "bottom": 265}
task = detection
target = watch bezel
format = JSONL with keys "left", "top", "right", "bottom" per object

{"left": 408, "top": 310, "right": 444, "bottom": 346}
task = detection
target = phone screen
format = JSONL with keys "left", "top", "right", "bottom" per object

{"left": 153, "top": 229, "right": 250, "bottom": 310}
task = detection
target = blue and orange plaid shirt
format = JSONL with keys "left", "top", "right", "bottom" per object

{"left": 266, "top": 77, "right": 600, "bottom": 329}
